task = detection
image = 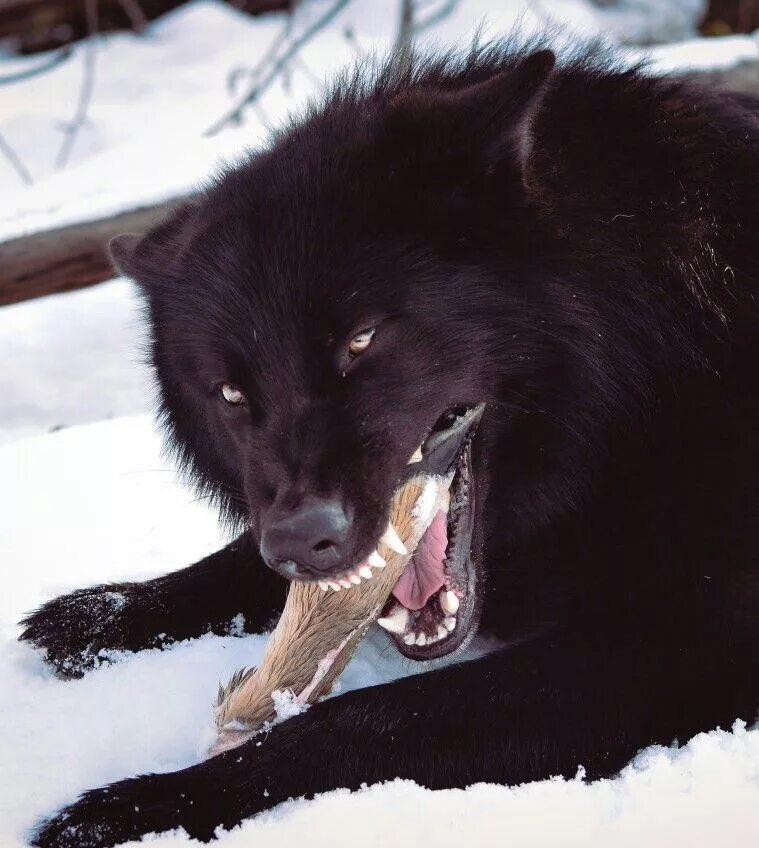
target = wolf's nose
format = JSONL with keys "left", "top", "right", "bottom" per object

{"left": 260, "top": 498, "right": 352, "bottom": 574}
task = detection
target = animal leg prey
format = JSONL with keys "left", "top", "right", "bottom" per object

{"left": 210, "top": 473, "right": 450, "bottom": 755}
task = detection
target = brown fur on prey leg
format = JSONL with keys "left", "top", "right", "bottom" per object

{"left": 210, "top": 474, "right": 448, "bottom": 755}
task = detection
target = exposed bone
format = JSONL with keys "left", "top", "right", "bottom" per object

{"left": 210, "top": 474, "right": 448, "bottom": 756}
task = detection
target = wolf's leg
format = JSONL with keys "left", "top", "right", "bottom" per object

{"left": 32, "top": 625, "right": 758, "bottom": 846}
{"left": 19, "top": 533, "right": 286, "bottom": 677}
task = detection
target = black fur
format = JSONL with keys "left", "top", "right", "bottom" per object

{"left": 23, "top": 42, "right": 759, "bottom": 846}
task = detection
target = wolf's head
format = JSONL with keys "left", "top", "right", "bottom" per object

{"left": 111, "top": 46, "right": 645, "bottom": 658}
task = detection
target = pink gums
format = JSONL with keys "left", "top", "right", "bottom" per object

{"left": 392, "top": 509, "right": 447, "bottom": 611}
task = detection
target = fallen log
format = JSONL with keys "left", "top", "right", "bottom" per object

{"left": 0, "top": 200, "right": 180, "bottom": 306}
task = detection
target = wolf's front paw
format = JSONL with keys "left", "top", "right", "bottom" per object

{"left": 19, "top": 582, "right": 164, "bottom": 677}
{"left": 32, "top": 772, "right": 210, "bottom": 848}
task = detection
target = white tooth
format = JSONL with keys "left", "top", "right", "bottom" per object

{"left": 380, "top": 524, "right": 407, "bottom": 555}
{"left": 328, "top": 581, "right": 342, "bottom": 592}
{"left": 368, "top": 549, "right": 386, "bottom": 568}
{"left": 403, "top": 633, "right": 416, "bottom": 645}
{"left": 443, "top": 616, "right": 456, "bottom": 632}
{"left": 427, "top": 633, "right": 439, "bottom": 644}
{"left": 407, "top": 445, "right": 423, "bottom": 464}
{"left": 338, "top": 578, "right": 352, "bottom": 589}
{"left": 439, "top": 590, "right": 460, "bottom": 615}
{"left": 437, "top": 624, "right": 448, "bottom": 640}
{"left": 376, "top": 605, "right": 409, "bottom": 634}
{"left": 348, "top": 573, "right": 361, "bottom": 585}
{"left": 415, "top": 632, "right": 427, "bottom": 646}
{"left": 358, "top": 565, "right": 373, "bottom": 579}
{"left": 318, "top": 580, "right": 329, "bottom": 591}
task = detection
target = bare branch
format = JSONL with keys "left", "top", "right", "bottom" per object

{"left": 342, "top": 24, "right": 365, "bottom": 58}
{"left": 414, "top": 0, "right": 459, "bottom": 34}
{"left": 116, "top": 0, "right": 149, "bottom": 34}
{"left": 290, "top": 53, "right": 319, "bottom": 85}
{"left": 392, "top": 0, "right": 414, "bottom": 70}
{"left": 0, "top": 47, "right": 73, "bottom": 86}
{"left": 55, "top": 0, "right": 99, "bottom": 170}
{"left": 205, "top": 0, "right": 352, "bottom": 138}
{"left": 0, "top": 130, "right": 33, "bottom": 186}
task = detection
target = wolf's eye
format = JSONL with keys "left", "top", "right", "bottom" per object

{"left": 348, "top": 328, "right": 375, "bottom": 357}
{"left": 220, "top": 383, "right": 245, "bottom": 405}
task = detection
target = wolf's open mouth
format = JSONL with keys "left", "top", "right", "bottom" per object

{"left": 314, "top": 404, "right": 483, "bottom": 661}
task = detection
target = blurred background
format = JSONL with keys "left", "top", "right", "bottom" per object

{"left": 0, "top": 0, "right": 757, "bottom": 446}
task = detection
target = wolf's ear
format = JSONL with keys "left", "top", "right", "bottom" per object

{"left": 450, "top": 49, "right": 555, "bottom": 129}
{"left": 108, "top": 233, "right": 142, "bottom": 278}
{"left": 454, "top": 48, "right": 555, "bottom": 167}
{"left": 387, "top": 49, "right": 555, "bottom": 183}
{"left": 108, "top": 202, "right": 198, "bottom": 286}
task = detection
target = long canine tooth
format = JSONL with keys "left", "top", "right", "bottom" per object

{"left": 358, "top": 565, "right": 373, "bottom": 579}
{"left": 407, "top": 445, "right": 424, "bottom": 464}
{"left": 368, "top": 550, "right": 386, "bottom": 568}
{"left": 318, "top": 580, "right": 329, "bottom": 591}
{"left": 377, "top": 605, "right": 410, "bottom": 634}
{"left": 443, "top": 616, "right": 456, "bottom": 632}
{"left": 403, "top": 633, "right": 416, "bottom": 645}
{"left": 380, "top": 523, "right": 407, "bottom": 555}
{"left": 439, "top": 590, "right": 460, "bottom": 615}
{"left": 415, "top": 632, "right": 427, "bottom": 646}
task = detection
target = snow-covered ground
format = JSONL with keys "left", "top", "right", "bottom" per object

{"left": 0, "top": 279, "right": 151, "bottom": 444}
{"left": 1, "top": 416, "right": 758, "bottom": 848}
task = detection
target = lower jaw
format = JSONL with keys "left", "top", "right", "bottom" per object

{"left": 383, "top": 442, "right": 480, "bottom": 661}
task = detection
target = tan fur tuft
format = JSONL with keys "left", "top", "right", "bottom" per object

{"left": 210, "top": 476, "right": 439, "bottom": 755}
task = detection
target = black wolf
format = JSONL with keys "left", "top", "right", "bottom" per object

{"left": 24, "top": 44, "right": 759, "bottom": 846}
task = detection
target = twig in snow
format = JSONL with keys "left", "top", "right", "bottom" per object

{"left": 0, "top": 47, "right": 73, "bottom": 86}
{"left": 205, "top": 0, "right": 352, "bottom": 137}
{"left": 55, "top": 0, "right": 99, "bottom": 169}
{"left": 0, "top": 130, "right": 33, "bottom": 186}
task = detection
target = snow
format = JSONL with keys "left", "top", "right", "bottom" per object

{"left": 0, "top": 279, "right": 151, "bottom": 445}
{"left": 646, "top": 32, "right": 759, "bottom": 73}
{"left": 0, "top": 414, "right": 757, "bottom": 848}
{"left": 1, "top": 0, "right": 755, "bottom": 243}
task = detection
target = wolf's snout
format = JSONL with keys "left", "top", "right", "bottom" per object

{"left": 260, "top": 497, "right": 352, "bottom": 575}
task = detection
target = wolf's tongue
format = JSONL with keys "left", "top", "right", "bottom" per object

{"left": 391, "top": 509, "right": 447, "bottom": 611}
